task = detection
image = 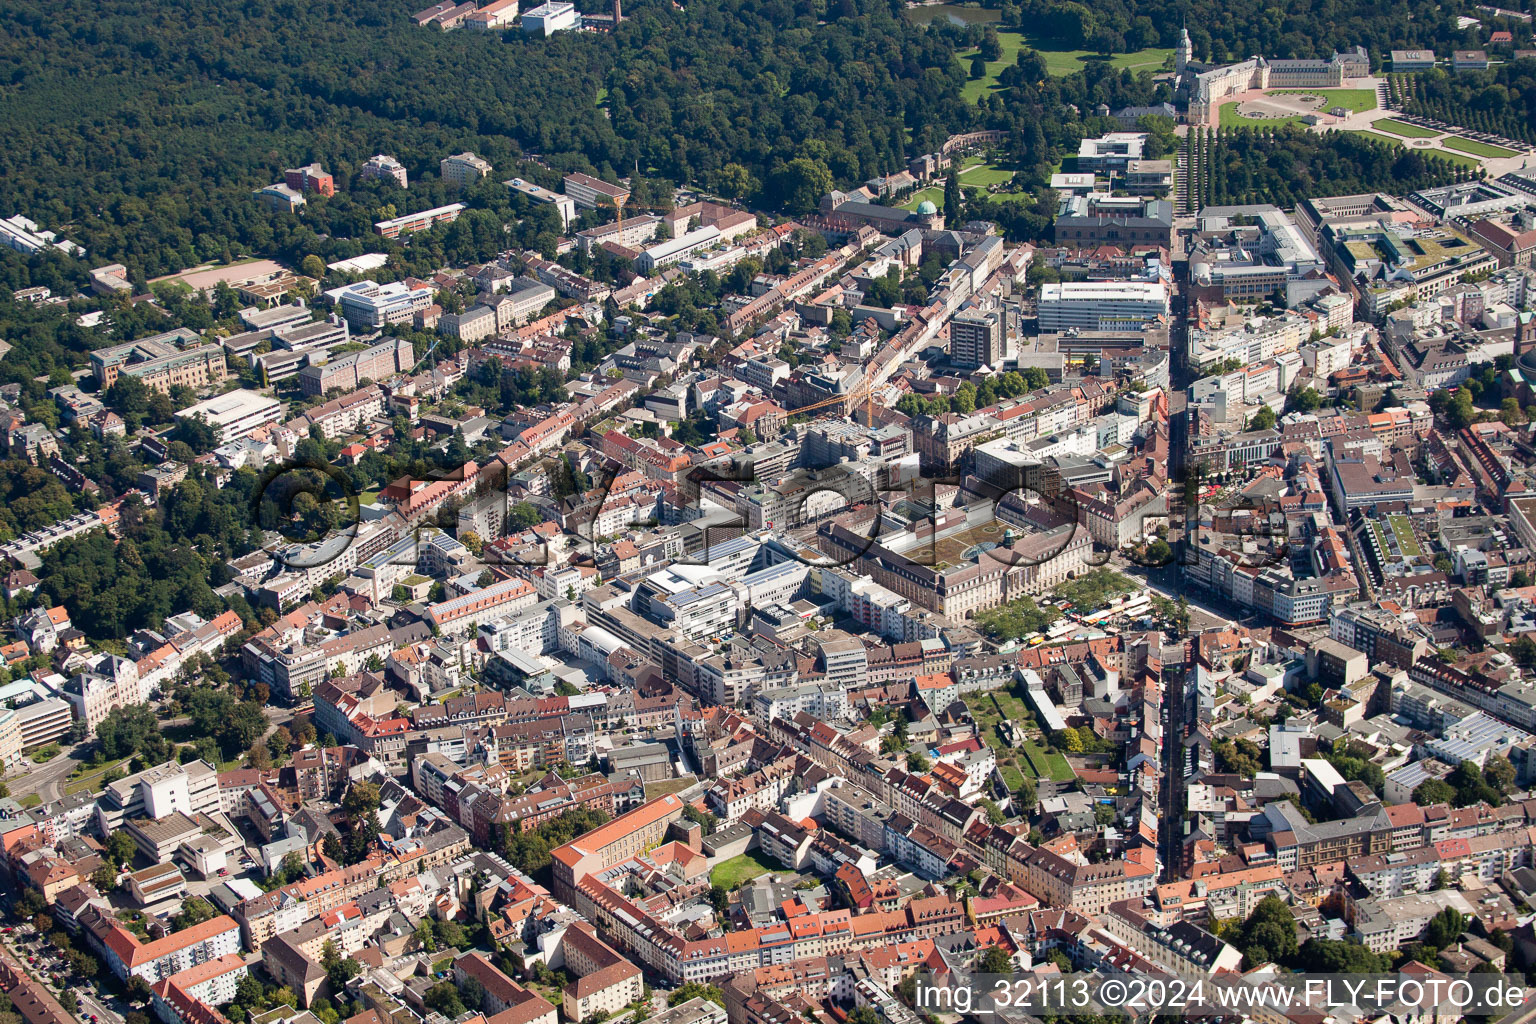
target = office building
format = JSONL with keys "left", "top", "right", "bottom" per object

{"left": 329, "top": 280, "right": 435, "bottom": 329}
{"left": 1077, "top": 132, "right": 1147, "bottom": 172}
{"left": 373, "top": 203, "right": 466, "bottom": 238}
{"left": 253, "top": 184, "right": 306, "bottom": 212}
{"left": 635, "top": 225, "right": 720, "bottom": 274}
{"left": 505, "top": 178, "right": 577, "bottom": 229}
{"left": 1037, "top": 281, "right": 1169, "bottom": 331}
{"left": 298, "top": 337, "right": 415, "bottom": 396}
{"left": 175, "top": 390, "right": 284, "bottom": 445}
{"left": 522, "top": 1, "right": 578, "bottom": 34}
{"left": 1055, "top": 193, "right": 1173, "bottom": 247}
{"left": 563, "top": 172, "right": 630, "bottom": 211}
{"left": 90, "top": 329, "right": 227, "bottom": 393}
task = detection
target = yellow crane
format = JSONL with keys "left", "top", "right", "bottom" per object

{"left": 783, "top": 373, "right": 877, "bottom": 426}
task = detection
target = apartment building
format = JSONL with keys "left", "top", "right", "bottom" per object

{"left": 441, "top": 153, "right": 493, "bottom": 187}
{"left": 359, "top": 154, "right": 408, "bottom": 188}
{"left": 89, "top": 912, "right": 242, "bottom": 983}
{"left": 949, "top": 310, "right": 1005, "bottom": 370}
{"left": 550, "top": 794, "right": 686, "bottom": 901}
{"left": 286, "top": 386, "right": 385, "bottom": 439}
{"left": 559, "top": 922, "right": 643, "bottom": 1022}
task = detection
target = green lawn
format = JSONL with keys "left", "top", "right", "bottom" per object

{"left": 999, "top": 764, "right": 1026, "bottom": 792}
{"left": 1441, "top": 136, "right": 1518, "bottom": 158}
{"left": 957, "top": 30, "right": 1170, "bottom": 103}
{"left": 645, "top": 774, "right": 696, "bottom": 798}
{"left": 959, "top": 162, "right": 1017, "bottom": 186}
{"left": 1268, "top": 88, "right": 1379, "bottom": 113}
{"left": 64, "top": 756, "right": 133, "bottom": 796}
{"left": 1388, "top": 515, "right": 1422, "bottom": 558}
{"left": 1020, "top": 741, "right": 1076, "bottom": 781}
{"left": 1372, "top": 118, "right": 1440, "bottom": 138}
{"left": 1349, "top": 130, "right": 1406, "bottom": 147}
{"left": 965, "top": 688, "right": 1031, "bottom": 752}
{"left": 1025, "top": 37, "right": 1172, "bottom": 77}
{"left": 1220, "top": 90, "right": 1376, "bottom": 129}
{"left": 958, "top": 30, "right": 1028, "bottom": 104}
{"left": 903, "top": 160, "right": 1020, "bottom": 208}
{"left": 901, "top": 185, "right": 944, "bottom": 211}
{"left": 710, "top": 850, "right": 782, "bottom": 890}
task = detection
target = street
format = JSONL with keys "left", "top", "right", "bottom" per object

{"left": 0, "top": 920, "right": 126, "bottom": 1024}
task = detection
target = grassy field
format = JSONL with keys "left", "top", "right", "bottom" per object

{"left": 957, "top": 29, "right": 1170, "bottom": 103}
{"left": 1442, "top": 135, "right": 1518, "bottom": 158}
{"left": 1348, "top": 130, "right": 1406, "bottom": 147}
{"left": 999, "top": 763, "right": 1026, "bottom": 792}
{"left": 1029, "top": 42, "right": 1172, "bottom": 77}
{"left": 710, "top": 850, "right": 781, "bottom": 889}
{"left": 1220, "top": 90, "right": 1376, "bottom": 129}
{"left": 965, "top": 688, "right": 1031, "bottom": 751}
{"left": 901, "top": 158, "right": 1020, "bottom": 209}
{"left": 901, "top": 185, "right": 944, "bottom": 211}
{"left": 960, "top": 162, "right": 1017, "bottom": 186}
{"left": 1269, "top": 88, "right": 1378, "bottom": 113}
{"left": 1372, "top": 118, "right": 1440, "bottom": 138}
{"left": 1021, "top": 741, "right": 1076, "bottom": 781}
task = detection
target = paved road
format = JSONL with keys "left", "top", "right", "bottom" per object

{"left": 0, "top": 922, "right": 125, "bottom": 1024}
{"left": 1110, "top": 554, "right": 1239, "bottom": 631}
{"left": 19, "top": 749, "right": 91, "bottom": 805}
{"left": 20, "top": 699, "right": 297, "bottom": 805}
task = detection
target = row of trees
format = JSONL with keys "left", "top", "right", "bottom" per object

{"left": 1190, "top": 125, "right": 1466, "bottom": 210}
{"left": 1391, "top": 62, "right": 1536, "bottom": 146}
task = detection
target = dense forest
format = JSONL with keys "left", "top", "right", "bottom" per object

{"left": 996, "top": 0, "right": 1525, "bottom": 62}
{"left": 0, "top": 0, "right": 969, "bottom": 282}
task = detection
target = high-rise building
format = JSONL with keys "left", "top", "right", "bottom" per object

{"left": 950, "top": 310, "right": 1005, "bottom": 370}
{"left": 440, "top": 152, "right": 493, "bottom": 187}
{"left": 359, "top": 154, "right": 408, "bottom": 188}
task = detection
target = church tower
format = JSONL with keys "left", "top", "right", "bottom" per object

{"left": 1177, "top": 25, "right": 1192, "bottom": 77}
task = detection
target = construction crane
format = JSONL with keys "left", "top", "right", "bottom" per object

{"left": 783, "top": 373, "right": 877, "bottom": 426}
